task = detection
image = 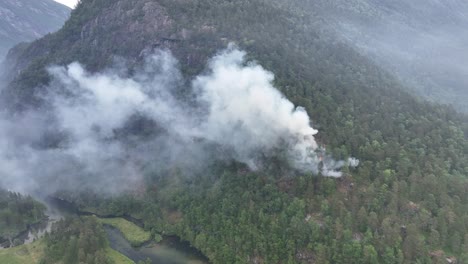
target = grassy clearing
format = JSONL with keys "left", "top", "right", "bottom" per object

{"left": 0, "top": 240, "right": 44, "bottom": 264}
{"left": 0, "top": 239, "right": 135, "bottom": 264}
{"left": 0, "top": 219, "right": 141, "bottom": 264}
{"left": 94, "top": 216, "right": 152, "bottom": 246}
{"left": 106, "top": 247, "right": 135, "bottom": 264}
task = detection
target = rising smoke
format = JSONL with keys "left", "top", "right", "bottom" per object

{"left": 0, "top": 46, "right": 358, "bottom": 194}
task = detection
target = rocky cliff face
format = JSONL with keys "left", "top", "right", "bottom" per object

{"left": 0, "top": 0, "right": 70, "bottom": 60}
{"left": 2, "top": 0, "right": 403, "bottom": 111}
{"left": 4, "top": 0, "right": 468, "bottom": 110}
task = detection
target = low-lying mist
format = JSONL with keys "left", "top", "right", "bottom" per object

{"left": 0, "top": 46, "right": 357, "bottom": 195}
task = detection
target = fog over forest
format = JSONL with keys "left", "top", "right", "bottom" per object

{"left": 315, "top": 0, "right": 468, "bottom": 112}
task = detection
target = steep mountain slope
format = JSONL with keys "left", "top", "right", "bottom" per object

{"left": 1, "top": 0, "right": 468, "bottom": 263}
{"left": 0, "top": 0, "right": 407, "bottom": 110}
{"left": 0, "top": 0, "right": 70, "bottom": 60}
{"left": 279, "top": 0, "right": 468, "bottom": 112}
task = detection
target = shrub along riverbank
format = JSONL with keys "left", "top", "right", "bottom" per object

{"left": 93, "top": 216, "right": 157, "bottom": 247}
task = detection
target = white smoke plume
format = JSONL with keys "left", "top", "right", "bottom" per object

{"left": 0, "top": 46, "right": 357, "bottom": 194}
{"left": 194, "top": 48, "right": 321, "bottom": 171}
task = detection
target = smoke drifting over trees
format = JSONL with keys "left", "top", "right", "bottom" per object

{"left": 0, "top": 47, "right": 356, "bottom": 194}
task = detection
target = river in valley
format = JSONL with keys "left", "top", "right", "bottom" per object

{"left": 105, "top": 225, "right": 207, "bottom": 264}
{"left": 47, "top": 197, "right": 209, "bottom": 263}
{"left": 1, "top": 197, "right": 209, "bottom": 264}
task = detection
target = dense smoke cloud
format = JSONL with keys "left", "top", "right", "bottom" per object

{"left": 0, "top": 46, "right": 357, "bottom": 194}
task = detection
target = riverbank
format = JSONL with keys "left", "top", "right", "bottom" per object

{"left": 105, "top": 225, "right": 207, "bottom": 264}
{"left": 94, "top": 216, "right": 156, "bottom": 246}
{"left": 92, "top": 215, "right": 208, "bottom": 264}
{"left": 47, "top": 196, "right": 210, "bottom": 263}
{"left": 1, "top": 196, "right": 209, "bottom": 264}
{"left": 0, "top": 217, "right": 50, "bottom": 249}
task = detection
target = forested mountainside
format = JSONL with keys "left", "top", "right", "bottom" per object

{"left": 40, "top": 217, "right": 112, "bottom": 264}
{"left": 0, "top": 188, "right": 46, "bottom": 246}
{"left": 0, "top": 0, "right": 70, "bottom": 60}
{"left": 1, "top": 0, "right": 468, "bottom": 263}
{"left": 276, "top": 0, "right": 468, "bottom": 112}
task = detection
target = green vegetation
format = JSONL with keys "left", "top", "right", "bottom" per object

{"left": 0, "top": 189, "right": 47, "bottom": 244}
{"left": 40, "top": 217, "right": 113, "bottom": 264}
{"left": 0, "top": 222, "right": 135, "bottom": 264}
{"left": 3, "top": 0, "right": 468, "bottom": 263}
{"left": 94, "top": 217, "right": 154, "bottom": 247}
{"left": 0, "top": 240, "right": 44, "bottom": 264}
{"left": 106, "top": 248, "right": 135, "bottom": 264}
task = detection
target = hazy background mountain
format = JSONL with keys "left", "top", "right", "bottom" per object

{"left": 285, "top": 0, "right": 468, "bottom": 112}
{"left": 0, "top": 0, "right": 70, "bottom": 60}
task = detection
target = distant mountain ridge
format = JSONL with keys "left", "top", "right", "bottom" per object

{"left": 0, "top": 0, "right": 70, "bottom": 60}
{"left": 313, "top": 0, "right": 468, "bottom": 112}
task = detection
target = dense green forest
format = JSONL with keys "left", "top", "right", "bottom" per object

{"left": 40, "top": 216, "right": 157, "bottom": 264}
{"left": 40, "top": 217, "right": 112, "bottom": 264}
{"left": 1, "top": 0, "right": 468, "bottom": 263}
{"left": 0, "top": 189, "right": 46, "bottom": 246}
